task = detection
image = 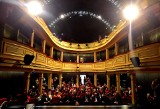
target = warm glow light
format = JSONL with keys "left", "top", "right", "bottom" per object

{"left": 123, "top": 4, "right": 139, "bottom": 21}
{"left": 26, "top": 1, "right": 43, "bottom": 15}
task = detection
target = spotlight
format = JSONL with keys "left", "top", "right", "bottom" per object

{"left": 123, "top": 4, "right": 139, "bottom": 21}
{"left": 26, "top": 1, "right": 43, "bottom": 15}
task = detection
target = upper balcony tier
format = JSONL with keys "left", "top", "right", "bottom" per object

{"left": 0, "top": 1, "right": 160, "bottom": 73}
{"left": 0, "top": 0, "right": 159, "bottom": 52}
{"left": 0, "top": 38, "right": 159, "bottom": 73}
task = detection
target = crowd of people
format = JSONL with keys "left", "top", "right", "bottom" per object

{"left": 28, "top": 77, "right": 132, "bottom": 105}
{"left": 1, "top": 77, "right": 160, "bottom": 108}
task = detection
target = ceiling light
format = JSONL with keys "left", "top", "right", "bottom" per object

{"left": 60, "top": 14, "right": 65, "bottom": 19}
{"left": 49, "top": 11, "right": 113, "bottom": 30}
{"left": 123, "top": 4, "right": 139, "bottom": 21}
{"left": 26, "top": 1, "right": 43, "bottom": 16}
{"left": 97, "top": 16, "right": 102, "bottom": 19}
{"left": 107, "top": 0, "right": 122, "bottom": 10}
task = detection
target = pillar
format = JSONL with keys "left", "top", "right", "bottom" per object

{"left": 17, "top": 29, "right": 20, "bottom": 40}
{"left": 50, "top": 47, "right": 53, "bottom": 58}
{"left": 48, "top": 73, "right": 52, "bottom": 90}
{"left": 94, "top": 52, "right": 96, "bottom": 62}
{"left": 131, "top": 73, "right": 136, "bottom": 105}
{"left": 77, "top": 53, "right": 79, "bottom": 63}
{"left": 106, "top": 73, "right": 110, "bottom": 90}
{"left": 30, "top": 30, "right": 34, "bottom": 47}
{"left": 76, "top": 74, "right": 79, "bottom": 87}
{"left": 94, "top": 73, "right": 97, "bottom": 87}
{"left": 116, "top": 73, "right": 121, "bottom": 93}
{"left": 141, "top": 32, "right": 144, "bottom": 46}
{"left": 25, "top": 72, "right": 30, "bottom": 93}
{"left": 115, "top": 42, "right": 119, "bottom": 55}
{"left": 106, "top": 48, "right": 109, "bottom": 59}
{"left": 42, "top": 40, "right": 46, "bottom": 53}
{"left": 59, "top": 73, "right": 62, "bottom": 88}
{"left": 128, "top": 21, "right": 133, "bottom": 51}
{"left": 39, "top": 73, "right": 43, "bottom": 95}
{"left": 60, "top": 51, "right": 63, "bottom": 61}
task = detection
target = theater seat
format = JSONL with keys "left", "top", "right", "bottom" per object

{"left": 28, "top": 97, "right": 36, "bottom": 103}
{"left": 0, "top": 98, "right": 7, "bottom": 105}
{"left": 52, "top": 97, "right": 60, "bottom": 104}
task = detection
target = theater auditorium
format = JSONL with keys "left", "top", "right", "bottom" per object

{"left": 0, "top": 0, "right": 160, "bottom": 109}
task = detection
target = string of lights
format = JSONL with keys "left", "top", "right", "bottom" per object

{"left": 43, "top": 0, "right": 122, "bottom": 10}
{"left": 107, "top": 0, "right": 122, "bottom": 10}
{"left": 42, "top": 0, "right": 52, "bottom": 5}
{"left": 48, "top": 11, "right": 113, "bottom": 30}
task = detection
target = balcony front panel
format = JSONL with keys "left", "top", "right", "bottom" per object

{"left": 36, "top": 53, "right": 47, "bottom": 65}
{"left": 0, "top": 38, "right": 160, "bottom": 72}
{"left": 94, "top": 62, "right": 105, "bottom": 70}
{"left": 113, "top": 55, "right": 126, "bottom": 67}
{"left": 79, "top": 63, "right": 94, "bottom": 72}
{"left": 1, "top": 39, "right": 34, "bottom": 61}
